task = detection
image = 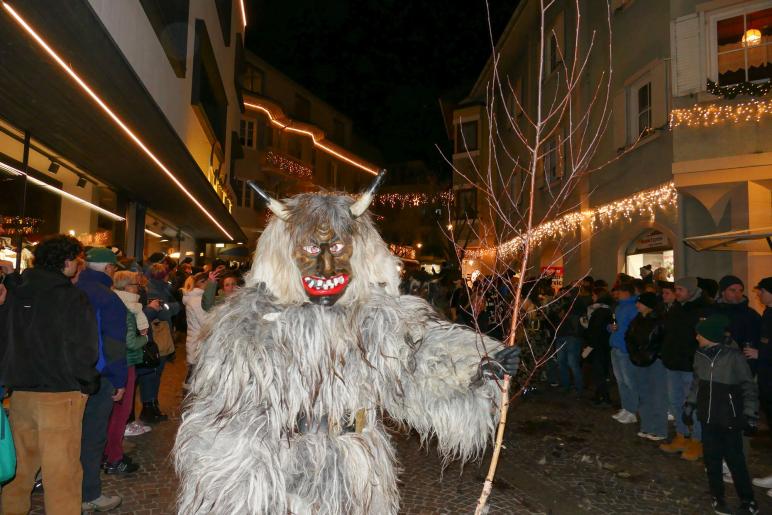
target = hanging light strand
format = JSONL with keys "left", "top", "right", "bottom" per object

{"left": 670, "top": 98, "right": 772, "bottom": 128}
{"left": 374, "top": 190, "right": 453, "bottom": 208}
{"left": 465, "top": 182, "right": 678, "bottom": 260}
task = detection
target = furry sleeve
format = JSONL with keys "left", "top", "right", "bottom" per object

{"left": 381, "top": 295, "right": 503, "bottom": 464}
{"left": 173, "top": 288, "right": 287, "bottom": 514}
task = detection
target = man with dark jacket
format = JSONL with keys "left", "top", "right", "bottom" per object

{"left": 684, "top": 315, "right": 759, "bottom": 515}
{"left": 715, "top": 275, "right": 761, "bottom": 369}
{"left": 583, "top": 287, "right": 614, "bottom": 406}
{"left": 0, "top": 235, "right": 99, "bottom": 515}
{"left": 77, "top": 247, "right": 129, "bottom": 511}
{"left": 659, "top": 276, "right": 713, "bottom": 460}
{"left": 750, "top": 277, "right": 772, "bottom": 493}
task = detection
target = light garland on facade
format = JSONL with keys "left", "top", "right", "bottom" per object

{"left": 374, "top": 191, "right": 454, "bottom": 208}
{"left": 465, "top": 182, "right": 678, "bottom": 260}
{"left": 670, "top": 98, "right": 772, "bottom": 128}
{"left": 389, "top": 243, "right": 416, "bottom": 260}
{"left": 266, "top": 151, "right": 313, "bottom": 180}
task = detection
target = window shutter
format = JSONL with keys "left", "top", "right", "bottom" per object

{"left": 612, "top": 90, "right": 627, "bottom": 151}
{"left": 670, "top": 14, "right": 701, "bottom": 96}
{"left": 650, "top": 60, "right": 668, "bottom": 129}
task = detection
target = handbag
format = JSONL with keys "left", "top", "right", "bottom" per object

{"left": 0, "top": 405, "right": 16, "bottom": 484}
{"left": 152, "top": 319, "right": 175, "bottom": 357}
{"left": 137, "top": 341, "right": 161, "bottom": 368}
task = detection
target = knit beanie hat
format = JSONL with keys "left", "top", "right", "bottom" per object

{"left": 675, "top": 276, "right": 699, "bottom": 297}
{"left": 757, "top": 277, "right": 772, "bottom": 293}
{"left": 696, "top": 314, "right": 729, "bottom": 343}
{"left": 718, "top": 275, "right": 743, "bottom": 293}
{"left": 637, "top": 292, "right": 658, "bottom": 310}
{"left": 86, "top": 247, "right": 118, "bottom": 264}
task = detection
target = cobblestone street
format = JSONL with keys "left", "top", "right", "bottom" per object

{"left": 25, "top": 344, "right": 772, "bottom": 514}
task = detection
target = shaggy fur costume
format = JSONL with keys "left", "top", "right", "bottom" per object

{"left": 174, "top": 193, "right": 504, "bottom": 514}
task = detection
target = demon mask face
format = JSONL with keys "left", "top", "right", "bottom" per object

{"left": 293, "top": 222, "right": 353, "bottom": 306}
{"left": 248, "top": 170, "right": 386, "bottom": 307}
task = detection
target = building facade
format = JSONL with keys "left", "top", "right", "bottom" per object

{"left": 0, "top": 0, "right": 247, "bottom": 266}
{"left": 452, "top": 0, "right": 771, "bottom": 311}
{"left": 228, "top": 52, "right": 382, "bottom": 249}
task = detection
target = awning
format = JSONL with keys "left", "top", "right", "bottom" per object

{"left": 684, "top": 227, "right": 772, "bottom": 252}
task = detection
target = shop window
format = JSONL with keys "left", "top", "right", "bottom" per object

{"left": 294, "top": 94, "right": 311, "bottom": 122}
{"left": 214, "top": 0, "right": 232, "bottom": 46}
{"left": 624, "top": 229, "right": 674, "bottom": 281}
{"left": 191, "top": 20, "right": 228, "bottom": 149}
{"left": 239, "top": 119, "right": 255, "bottom": 149}
{"left": 242, "top": 64, "right": 264, "bottom": 94}
{"left": 139, "top": 0, "right": 189, "bottom": 78}
{"left": 628, "top": 78, "right": 652, "bottom": 141}
{"left": 257, "top": 119, "right": 273, "bottom": 148}
{"left": 455, "top": 120, "right": 479, "bottom": 153}
{"left": 713, "top": 4, "right": 772, "bottom": 85}
{"left": 455, "top": 188, "right": 477, "bottom": 220}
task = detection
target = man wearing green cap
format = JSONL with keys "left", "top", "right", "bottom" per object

{"left": 684, "top": 314, "right": 759, "bottom": 515}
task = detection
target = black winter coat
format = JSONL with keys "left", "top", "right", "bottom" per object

{"left": 687, "top": 343, "right": 759, "bottom": 429}
{"left": 584, "top": 300, "right": 613, "bottom": 351}
{"left": 661, "top": 295, "right": 713, "bottom": 372}
{"left": 758, "top": 307, "right": 772, "bottom": 396}
{"left": 625, "top": 311, "right": 664, "bottom": 367}
{"left": 0, "top": 268, "right": 100, "bottom": 394}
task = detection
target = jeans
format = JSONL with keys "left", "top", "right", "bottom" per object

{"left": 556, "top": 336, "right": 584, "bottom": 392}
{"left": 666, "top": 369, "right": 702, "bottom": 441}
{"left": 81, "top": 377, "right": 115, "bottom": 502}
{"left": 136, "top": 356, "right": 167, "bottom": 404}
{"left": 633, "top": 359, "right": 668, "bottom": 437}
{"left": 2, "top": 391, "right": 87, "bottom": 515}
{"left": 703, "top": 424, "right": 755, "bottom": 503}
{"left": 610, "top": 348, "right": 639, "bottom": 413}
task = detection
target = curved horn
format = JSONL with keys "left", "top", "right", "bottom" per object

{"left": 247, "top": 180, "right": 289, "bottom": 221}
{"left": 349, "top": 169, "right": 387, "bottom": 218}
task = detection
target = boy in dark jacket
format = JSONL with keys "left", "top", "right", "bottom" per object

{"left": 684, "top": 314, "right": 759, "bottom": 515}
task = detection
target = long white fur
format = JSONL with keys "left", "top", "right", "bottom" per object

{"left": 174, "top": 193, "right": 503, "bottom": 514}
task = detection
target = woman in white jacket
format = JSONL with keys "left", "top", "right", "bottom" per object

{"left": 181, "top": 272, "right": 211, "bottom": 388}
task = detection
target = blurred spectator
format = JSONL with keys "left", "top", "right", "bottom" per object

{"left": 609, "top": 283, "right": 639, "bottom": 425}
{"left": 583, "top": 287, "right": 614, "bottom": 406}
{"left": 181, "top": 272, "right": 210, "bottom": 388}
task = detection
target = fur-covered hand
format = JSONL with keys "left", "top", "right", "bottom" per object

{"left": 479, "top": 346, "right": 521, "bottom": 380}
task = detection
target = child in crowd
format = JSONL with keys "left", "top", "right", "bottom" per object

{"left": 684, "top": 314, "right": 759, "bottom": 515}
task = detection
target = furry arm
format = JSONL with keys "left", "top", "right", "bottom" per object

{"left": 382, "top": 295, "right": 502, "bottom": 463}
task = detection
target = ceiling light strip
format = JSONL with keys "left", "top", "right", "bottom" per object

{"left": 244, "top": 102, "right": 379, "bottom": 176}
{"left": 0, "top": 161, "right": 125, "bottom": 221}
{"left": 239, "top": 0, "right": 247, "bottom": 29}
{"left": 144, "top": 228, "right": 162, "bottom": 238}
{"left": 1, "top": 2, "right": 234, "bottom": 240}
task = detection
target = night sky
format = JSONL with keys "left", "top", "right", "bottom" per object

{"left": 245, "top": 0, "right": 520, "bottom": 174}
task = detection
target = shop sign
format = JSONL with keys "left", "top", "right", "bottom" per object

{"left": 540, "top": 266, "right": 564, "bottom": 290}
{"left": 631, "top": 230, "right": 670, "bottom": 253}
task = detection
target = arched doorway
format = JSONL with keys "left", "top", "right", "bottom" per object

{"left": 624, "top": 229, "right": 674, "bottom": 281}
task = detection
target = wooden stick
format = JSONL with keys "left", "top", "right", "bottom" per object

{"left": 474, "top": 375, "right": 511, "bottom": 515}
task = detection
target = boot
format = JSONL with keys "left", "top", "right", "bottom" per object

{"left": 681, "top": 439, "right": 703, "bottom": 461}
{"left": 140, "top": 402, "right": 159, "bottom": 424}
{"left": 152, "top": 399, "right": 168, "bottom": 421}
{"left": 659, "top": 433, "right": 689, "bottom": 454}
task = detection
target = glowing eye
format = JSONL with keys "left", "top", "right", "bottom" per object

{"left": 303, "top": 245, "right": 321, "bottom": 255}
{"left": 329, "top": 242, "right": 344, "bottom": 254}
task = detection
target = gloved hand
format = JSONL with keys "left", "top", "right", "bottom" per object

{"left": 681, "top": 403, "right": 695, "bottom": 427}
{"left": 480, "top": 346, "right": 521, "bottom": 380}
{"left": 743, "top": 416, "right": 758, "bottom": 437}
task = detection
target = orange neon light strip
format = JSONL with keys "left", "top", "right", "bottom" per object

{"left": 244, "top": 102, "right": 379, "bottom": 176}
{"left": 1, "top": 2, "right": 234, "bottom": 240}
{"left": 239, "top": 0, "right": 247, "bottom": 29}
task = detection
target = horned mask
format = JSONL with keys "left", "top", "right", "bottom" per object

{"left": 247, "top": 170, "right": 387, "bottom": 306}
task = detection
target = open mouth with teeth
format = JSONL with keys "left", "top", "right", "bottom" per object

{"left": 302, "top": 274, "right": 350, "bottom": 296}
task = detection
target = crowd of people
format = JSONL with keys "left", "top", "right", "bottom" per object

{"left": 414, "top": 265, "right": 770, "bottom": 515}
{"left": 0, "top": 235, "right": 244, "bottom": 513}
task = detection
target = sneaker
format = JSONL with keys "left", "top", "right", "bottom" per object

{"left": 124, "top": 421, "right": 151, "bottom": 437}
{"left": 637, "top": 431, "right": 651, "bottom": 439}
{"left": 612, "top": 409, "right": 627, "bottom": 421}
{"left": 752, "top": 474, "right": 772, "bottom": 488}
{"left": 712, "top": 498, "right": 732, "bottom": 515}
{"left": 737, "top": 500, "right": 760, "bottom": 515}
{"left": 618, "top": 411, "right": 638, "bottom": 424}
{"left": 82, "top": 494, "right": 122, "bottom": 512}
{"left": 103, "top": 458, "right": 139, "bottom": 475}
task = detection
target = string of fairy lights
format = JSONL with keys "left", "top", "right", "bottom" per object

{"left": 388, "top": 243, "right": 417, "bottom": 260}
{"left": 266, "top": 151, "right": 313, "bottom": 180}
{"left": 464, "top": 182, "right": 678, "bottom": 260}
{"left": 670, "top": 97, "right": 772, "bottom": 128}
{"left": 373, "top": 191, "right": 453, "bottom": 208}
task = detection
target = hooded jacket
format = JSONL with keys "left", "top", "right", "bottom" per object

{"left": 687, "top": 342, "right": 759, "bottom": 428}
{"left": 77, "top": 267, "right": 128, "bottom": 389}
{"left": 660, "top": 293, "right": 713, "bottom": 372}
{"left": 584, "top": 296, "right": 613, "bottom": 350}
{"left": 0, "top": 267, "right": 100, "bottom": 393}
{"left": 625, "top": 310, "right": 664, "bottom": 367}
